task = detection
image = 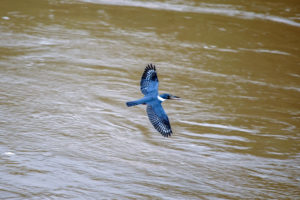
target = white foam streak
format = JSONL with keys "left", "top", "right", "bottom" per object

{"left": 83, "top": 0, "right": 300, "bottom": 27}
{"left": 181, "top": 120, "right": 259, "bottom": 134}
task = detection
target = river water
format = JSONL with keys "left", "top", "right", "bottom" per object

{"left": 1, "top": 0, "right": 299, "bottom": 199}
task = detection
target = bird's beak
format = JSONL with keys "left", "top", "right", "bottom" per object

{"left": 170, "top": 95, "right": 181, "bottom": 100}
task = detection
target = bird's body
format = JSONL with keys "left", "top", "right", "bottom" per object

{"left": 126, "top": 64, "right": 180, "bottom": 137}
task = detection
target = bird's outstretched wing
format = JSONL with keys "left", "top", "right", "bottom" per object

{"left": 140, "top": 64, "right": 159, "bottom": 95}
{"left": 146, "top": 102, "right": 172, "bottom": 137}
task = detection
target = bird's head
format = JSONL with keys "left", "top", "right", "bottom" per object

{"left": 159, "top": 93, "right": 181, "bottom": 101}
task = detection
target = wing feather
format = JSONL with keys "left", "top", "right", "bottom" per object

{"left": 146, "top": 103, "right": 172, "bottom": 137}
{"left": 140, "top": 64, "right": 159, "bottom": 95}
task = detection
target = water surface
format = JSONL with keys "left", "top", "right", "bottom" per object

{"left": 1, "top": 0, "right": 299, "bottom": 199}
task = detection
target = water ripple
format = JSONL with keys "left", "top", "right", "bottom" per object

{"left": 180, "top": 120, "right": 259, "bottom": 134}
{"left": 82, "top": 0, "right": 300, "bottom": 27}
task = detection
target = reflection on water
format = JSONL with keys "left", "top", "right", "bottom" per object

{"left": 1, "top": 0, "right": 299, "bottom": 199}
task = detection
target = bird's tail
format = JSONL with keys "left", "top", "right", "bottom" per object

{"left": 126, "top": 97, "right": 149, "bottom": 107}
{"left": 126, "top": 101, "right": 140, "bottom": 107}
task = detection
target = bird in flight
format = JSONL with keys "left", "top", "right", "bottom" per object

{"left": 126, "top": 64, "right": 180, "bottom": 137}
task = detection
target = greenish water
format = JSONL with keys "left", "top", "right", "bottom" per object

{"left": 0, "top": 0, "right": 299, "bottom": 199}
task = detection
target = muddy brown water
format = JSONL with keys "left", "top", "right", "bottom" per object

{"left": 1, "top": 0, "right": 299, "bottom": 199}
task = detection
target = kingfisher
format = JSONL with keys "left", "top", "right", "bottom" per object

{"left": 126, "top": 64, "right": 180, "bottom": 137}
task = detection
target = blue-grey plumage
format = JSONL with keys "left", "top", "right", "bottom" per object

{"left": 126, "top": 64, "right": 180, "bottom": 137}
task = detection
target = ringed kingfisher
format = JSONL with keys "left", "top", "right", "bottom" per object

{"left": 126, "top": 64, "right": 180, "bottom": 137}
